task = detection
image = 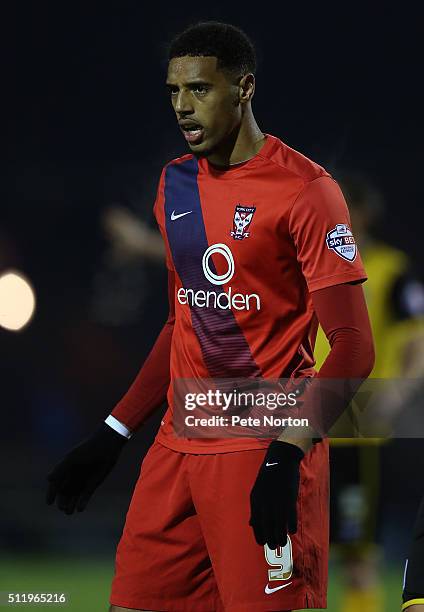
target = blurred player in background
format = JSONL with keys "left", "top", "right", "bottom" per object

{"left": 91, "top": 203, "right": 165, "bottom": 327}
{"left": 402, "top": 494, "right": 424, "bottom": 610}
{"left": 102, "top": 205, "right": 164, "bottom": 263}
{"left": 314, "top": 173, "right": 424, "bottom": 612}
{"left": 46, "top": 22, "right": 375, "bottom": 611}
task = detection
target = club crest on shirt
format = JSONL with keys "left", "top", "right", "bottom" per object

{"left": 230, "top": 205, "right": 256, "bottom": 240}
{"left": 326, "top": 223, "right": 357, "bottom": 262}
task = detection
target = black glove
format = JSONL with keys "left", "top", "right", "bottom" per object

{"left": 249, "top": 440, "right": 304, "bottom": 550}
{"left": 46, "top": 422, "right": 128, "bottom": 514}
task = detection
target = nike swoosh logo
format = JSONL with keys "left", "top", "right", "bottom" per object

{"left": 171, "top": 210, "right": 192, "bottom": 221}
{"left": 265, "top": 461, "right": 279, "bottom": 467}
{"left": 264, "top": 582, "right": 292, "bottom": 594}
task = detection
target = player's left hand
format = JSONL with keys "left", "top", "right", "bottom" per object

{"left": 249, "top": 440, "right": 304, "bottom": 549}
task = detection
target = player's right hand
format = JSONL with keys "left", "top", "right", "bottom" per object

{"left": 46, "top": 423, "right": 127, "bottom": 515}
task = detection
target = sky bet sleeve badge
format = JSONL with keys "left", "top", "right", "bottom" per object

{"left": 326, "top": 223, "right": 357, "bottom": 261}
{"left": 230, "top": 205, "right": 256, "bottom": 240}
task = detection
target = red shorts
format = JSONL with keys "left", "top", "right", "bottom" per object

{"left": 110, "top": 440, "right": 329, "bottom": 611}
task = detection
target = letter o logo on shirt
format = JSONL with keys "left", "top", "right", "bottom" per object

{"left": 202, "top": 243, "right": 235, "bottom": 285}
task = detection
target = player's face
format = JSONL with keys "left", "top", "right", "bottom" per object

{"left": 166, "top": 56, "right": 242, "bottom": 156}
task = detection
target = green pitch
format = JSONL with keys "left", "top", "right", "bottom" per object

{"left": 0, "top": 556, "right": 404, "bottom": 611}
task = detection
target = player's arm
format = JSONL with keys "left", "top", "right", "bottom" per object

{"left": 249, "top": 282, "right": 374, "bottom": 549}
{"left": 402, "top": 495, "right": 424, "bottom": 610}
{"left": 249, "top": 176, "right": 374, "bottom": 549}
{"left": 276, "top": 281, "right": 374, "bottom": 447}
{"left": 108, "top": 268, "right": 175, "bottom": 433}
{"left": 280, "top": 176, "right": 374, "bottom": 445}
{"left": 46, "top": 269, "right": 175, "bottom": 514}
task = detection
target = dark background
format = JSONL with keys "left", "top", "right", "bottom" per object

{"left": 1, "top": 0, "right": 423, "bottom": 604}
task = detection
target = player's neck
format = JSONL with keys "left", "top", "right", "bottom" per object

{"left": 206, "top": 113, "right": 265, "bottom": 168}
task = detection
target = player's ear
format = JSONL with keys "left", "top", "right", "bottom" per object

{"left": 238, "top": 73, "right": 255, "bottom": 104}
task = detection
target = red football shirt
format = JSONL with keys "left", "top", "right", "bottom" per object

{"left": 149, "top": 134, "right": 366, "bottom": 453}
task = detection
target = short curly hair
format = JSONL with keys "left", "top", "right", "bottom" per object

{"left": 168, "top": 21, "right": 256, "bottom": 77}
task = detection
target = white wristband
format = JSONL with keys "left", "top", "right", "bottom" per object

{"left": 105, "top": 415, "right": 133, "bottom": 439}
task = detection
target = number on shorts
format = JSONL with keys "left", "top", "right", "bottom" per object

{"left": 264, "top": 537, "right": 293, "bottom": 581}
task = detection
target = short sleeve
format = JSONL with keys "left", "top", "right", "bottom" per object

{"left": 153, "top": 167, "right": 174, "bottom": 272}
{"left": 289, "top": 176, "right": 367, "bottom": 292}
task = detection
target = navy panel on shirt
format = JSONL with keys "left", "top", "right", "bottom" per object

{"left": 164, "top": 157, "right": 260, "bottom": 378}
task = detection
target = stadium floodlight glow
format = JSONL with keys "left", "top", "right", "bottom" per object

{"left": 0, "top": 270, "right": 36, "bottom": 331}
